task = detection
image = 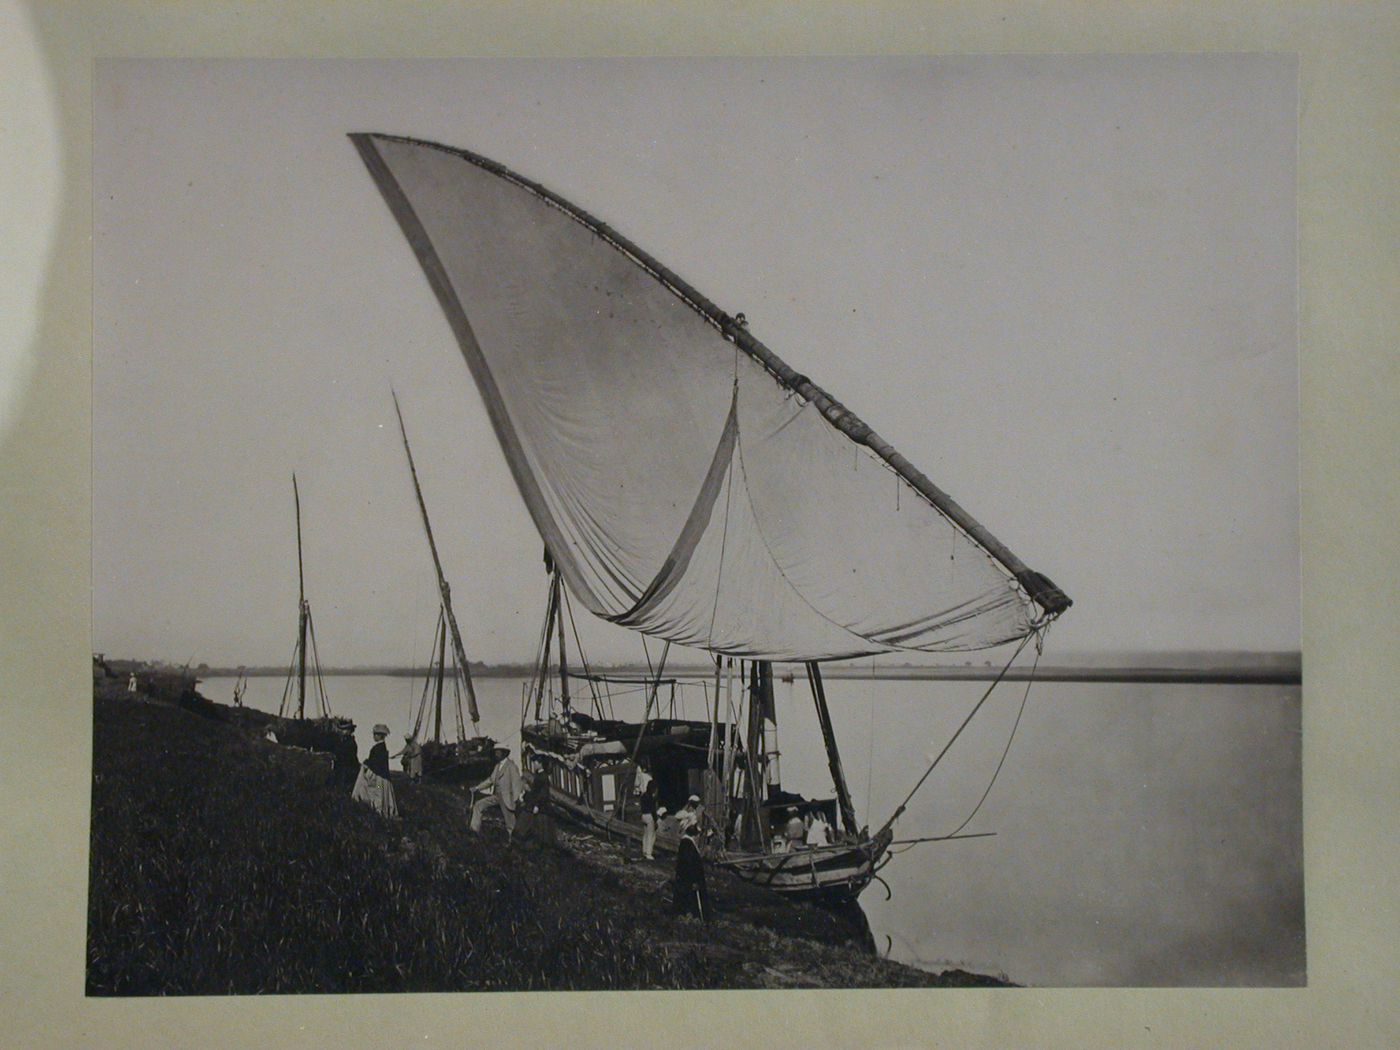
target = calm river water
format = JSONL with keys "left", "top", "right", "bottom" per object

{"left": 206, "top": 671, "right": 1303, "bottom": 987}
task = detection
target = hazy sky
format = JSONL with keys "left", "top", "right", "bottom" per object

{"left": 93, "top": 55, "right": 1298, "bottom": 667}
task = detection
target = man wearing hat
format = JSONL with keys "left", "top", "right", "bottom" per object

{"left": 470, "top": 745, "right": 522, "bottom": 838}
{"left": 676, "top": 794, "right": 703, "bottom": 833}
{"left": 673, "top": 823, "right": 711, "bottom": 921}
{"left": 393, "top": 733, "right": 423, "bottom": 783}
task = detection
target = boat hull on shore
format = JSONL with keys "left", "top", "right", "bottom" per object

{"left": 419, "top": 739, "right": 497, "bottom": 785}
{"left": 538, "top": 780, "right": 889, "bottom": 903}
{"left": 521, "top": 719, "right": 890, "bottom": 905}
{"left": 717, "top": 829, "right": 893, "bottom": 902}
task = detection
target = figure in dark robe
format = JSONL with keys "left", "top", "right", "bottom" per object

{"left": 673, "top": 824, "right": 710, "bottom": 921}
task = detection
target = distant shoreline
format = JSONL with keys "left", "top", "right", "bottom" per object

{"left": 200, "top": 664, "right": 1301, "bottom": 686}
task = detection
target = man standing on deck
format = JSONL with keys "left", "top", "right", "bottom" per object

{"left": 674, "top": 823, "right": 710, "bottom": 922}
{"left": 470, "top": 746, "right": 521, "bottom": 839}
{"left": 639, "top": 777, "right": 659, "bottom": 860}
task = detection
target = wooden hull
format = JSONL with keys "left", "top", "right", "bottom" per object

{"left": 420, "top": 749, "right": 496, "bottom": 784}
{"left": 273, "top": 715, "right": 356, "bottom": 755}
{"left": 716, "top": 830, "right": 893, "bottom": 903}
{"left": 540, "top": 781, "right": 889, "bottom": 905}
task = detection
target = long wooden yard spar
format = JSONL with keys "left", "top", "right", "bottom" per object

{"left": 391, "top": 391, "right": 480, "bottom": 729}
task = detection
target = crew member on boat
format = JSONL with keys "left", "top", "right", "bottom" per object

{"left": 677, "top": 795, "right": 703, "bottom": 833}
{"left": 470, "top": 746, "right": 521, "bottom": 838}
{"left": 805, "top": 812, "right": 831, "bottom": 848}
{"left": 639, "top": 777, "right": 659, "bottom": 860}
{"left": 394, "top": 733, "right": 423, "bottom": 783}
{"left": 352, "top": 723, "right": 400, "bottom": 820}
{"left": 784, "top": 811, "right": 806, "bottom": 851}
{"left": 674, "top": 823, "right": 710, "bottom": 922}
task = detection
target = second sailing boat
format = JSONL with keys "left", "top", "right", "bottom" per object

{"left": 393, "top": 392, "right": 497, "bottom": 784}
{"left": 274, "top": 475, "right": 357, "bottom": 776}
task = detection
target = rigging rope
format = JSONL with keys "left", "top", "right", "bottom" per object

{"left": 947, "top": 625, "right": 1046, "bottom": 838}
{"left": 277, "top": 636, "right": 300, "bottom": 718}
{"left": 306, "top": 611, "right": 333, "bottom": 718}
{"left": 406, "top": 595, "right": 422, "bottom": 726}
{"left": 410, "top": 608, "right": 445, "bottom": 740}
{"left": 529, "top": 572, "right": 556, "bottom": 721}
{"left": 876, "top": 630, "right": 1034, "bottom": 838}
{"left": 560, "top": 583, "right": 605, "bottom": 717}
{"left": 409, "top": 627, "right": 431, "bottom": 739}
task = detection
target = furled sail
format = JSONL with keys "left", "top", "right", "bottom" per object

{"left": 352, "top": 133, "right": 1069, "bottom": 661}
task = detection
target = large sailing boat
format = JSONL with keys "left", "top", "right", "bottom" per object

{"left": 351, "top": 135, "right": 1070, "bottom": 902}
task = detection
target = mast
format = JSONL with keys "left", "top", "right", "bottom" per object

{"left": 391, "top": 391, "right": 481, "bottom": 728}
{"left": 433, "top": 612, "right": 447, "bottom": 742}
{"left": 554, "top": 572, "right": 571, "bottom": 713}
{"left": 706, "top": 655, "right": 722, "bottom": 773}
{"left": 808, "top": 662, "right": 858, "bottom": 836}
{"left": 293, "top": 474, "right": 307, "bottom": 721}
{"left": 533, "top": 572, "right": 559, "bottom": 721}
{"left": 740, "top": 661, "right": 770, "bottom": 850}
{"left": 721, "top": 660, "right": 739, "bottom": 809}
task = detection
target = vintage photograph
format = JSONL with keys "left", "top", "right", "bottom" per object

{"left": 89, "top": 55, "right": 1301, "bottom": 992}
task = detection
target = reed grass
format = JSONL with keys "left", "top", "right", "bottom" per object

{"left": 87, "top": 693, "right": 997, "bottom": 993}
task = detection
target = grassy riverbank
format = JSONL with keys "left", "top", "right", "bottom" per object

{"left": 87, "top": 687, "right": 1010, "bottom": 993}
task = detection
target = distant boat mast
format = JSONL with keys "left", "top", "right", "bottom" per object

{"left": 294, "top": 472, "right": 308, "bottom": 720}
{"left": 279, "top": 473, "right": 335, "bottom": 722}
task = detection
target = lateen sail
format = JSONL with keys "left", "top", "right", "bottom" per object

{"left": 352, "top": 134, "right": 1069, "bottom": 661}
